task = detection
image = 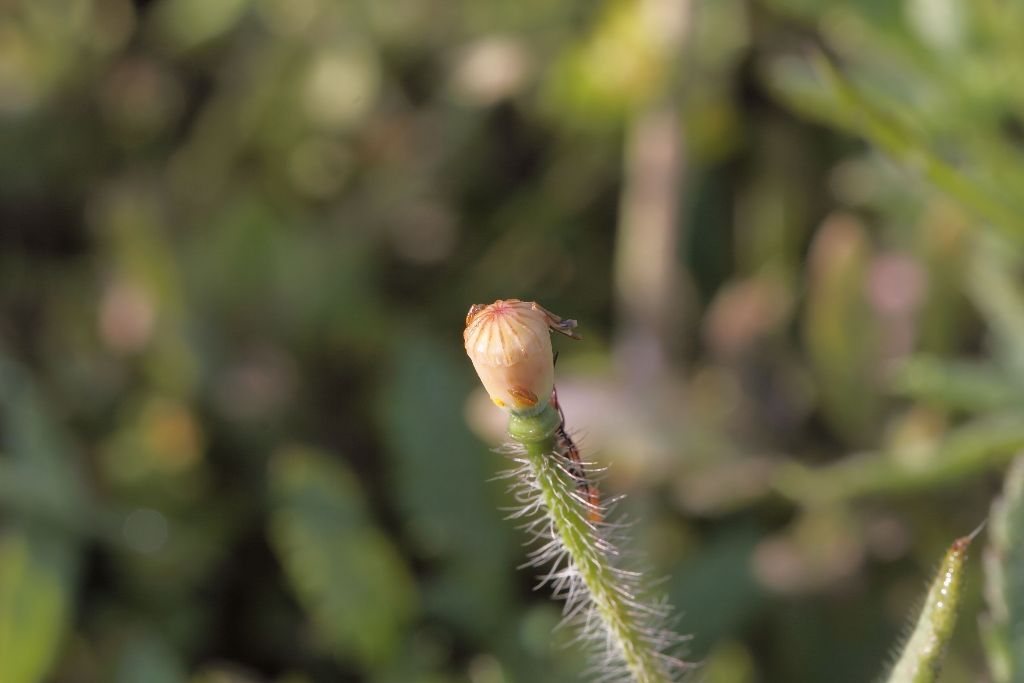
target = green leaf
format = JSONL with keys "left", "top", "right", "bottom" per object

{"left": 983, "top": 455, "right": 1024, "bottom": 682}
{"left": 151, "top": 0, "right": 253, "bottom": 52}
{"left": 0, "top": 357, "right": 83, "bottom": 507}
{"left": 890, "top": 355, "right": 1023, "bottom": 413}
{"left": 113, "top": 632, "right": 187, "bottom": 683}
{"left": 0, "top": 356, "right": 83, "bottom": 683}
{"left": 966, "top": 235, "right": 1024, "bottom": 382}
{"left": 668, "top": 524, "right": 765, "bottom": 657}
{"left": 0, "top": 532, "right": 76, "bottom": 683}
{"left": 769, "top": 54, "right": 1024, "bottom": 241}
{"left": 268, "top": 445, "right": 416, "bottom": 672}
{"left": 775, "top": 413, "right": 1024, "bottom": 504}
{"left": 884, "top": 533, "right": 974, "bottom": 683}
{"left": 377, "top": 335, "right": 516, "bottom": 634}
{"left": 803, "top": 215, "right": 882, "bottom": 445}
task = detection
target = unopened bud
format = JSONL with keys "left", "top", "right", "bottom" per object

{"left": 463, "top": 299, "right": 579, "bottom": 412}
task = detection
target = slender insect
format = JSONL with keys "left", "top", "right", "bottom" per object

{"left": 551, "top": 352, "right": 602, "bottom": 525}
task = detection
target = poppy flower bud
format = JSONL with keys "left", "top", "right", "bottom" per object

{"left": 463, "top": 299, "right": 579, "bottom": 412}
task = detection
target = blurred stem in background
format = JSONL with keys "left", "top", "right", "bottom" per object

{"left": 614, "top": 0, "right": 692, "bottom": 384}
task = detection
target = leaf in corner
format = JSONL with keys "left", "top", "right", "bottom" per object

{"left": 0, "top": 531, "right": 77, "bottom": 683}
{"left": 982, "top": 455, "right": 1024, "bottom": 683}
{"left": 268, "top": 446, "right": 417, "bottom": 672}
{"left": 0, "top": 357, "right": 83, "bottom": 683}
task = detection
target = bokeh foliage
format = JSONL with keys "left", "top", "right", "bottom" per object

{"left": 2, "top": 0, "right": 1024, "bottom": 681}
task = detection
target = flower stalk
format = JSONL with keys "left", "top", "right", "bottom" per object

{"left": 884, "top": 530, "right": 977, "bottom": 683}
{"left": 507, "top": 405, "right": 682, "bottom": 682}
{"left": 465, "top": 300, "right": 685, "bottom": 683}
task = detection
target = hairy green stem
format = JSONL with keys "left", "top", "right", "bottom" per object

{"left": 885, "top": 533, "right": 973, "bottom": 683}
{"left": 508, "top": 405, "right": 678, "bottom": 683}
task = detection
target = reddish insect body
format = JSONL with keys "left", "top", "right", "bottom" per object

{"left": 550, "top": 379, "right": 602, "bottom": 525}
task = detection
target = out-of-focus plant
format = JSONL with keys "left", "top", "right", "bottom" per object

{"left": 0, "top": 358, "right": 86, "bottom": 683}
{"left": 8, "top": 0, "right": 1024, "bottom": 681}
{"left": 760, "top": 2, "right": 1024, "bottom": 681}
{"left": 983, "top": 455, "right": 1024, "bottom": 682}
{"left": 764, "top": 0, "right": 1024, "bottom": 504}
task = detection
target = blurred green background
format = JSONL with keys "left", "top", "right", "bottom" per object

{"left": 3, "top": 0, "right": 1024, "bottom": 681}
